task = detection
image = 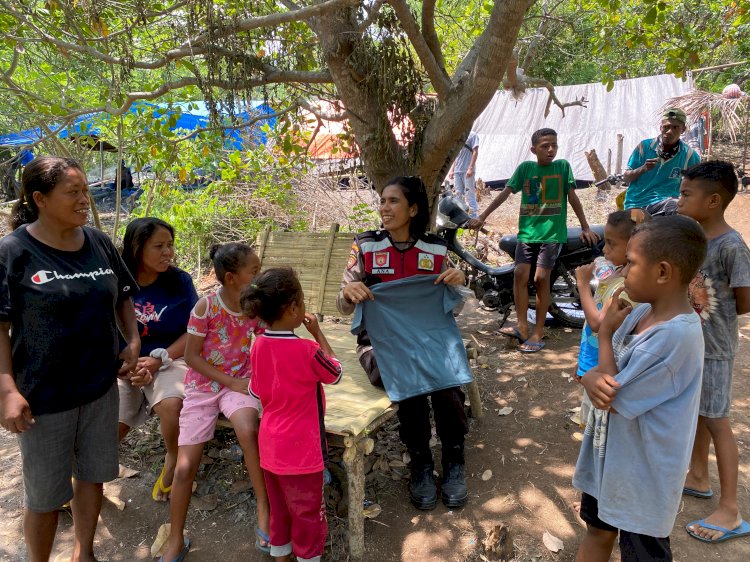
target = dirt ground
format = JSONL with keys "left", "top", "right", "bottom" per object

{"left": 2, "top": 189, "right": 750, "bottom": 562}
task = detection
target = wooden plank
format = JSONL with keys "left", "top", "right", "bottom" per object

{"left": 255, "top": 227, "right": 271, "bottom": 263}
{"left": 315, "top": 223, "right": 340, "bottom": 315}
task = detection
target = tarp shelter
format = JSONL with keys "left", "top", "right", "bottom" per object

{"left": 0, "top": 101, "right": 276, "bottom": 151}
{"left": 473, "top": 74, "right": 696, "bottom": 183}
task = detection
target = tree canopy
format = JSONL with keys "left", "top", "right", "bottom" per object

{"left": 1, "top": 1, "right": 748, "bottom": 198}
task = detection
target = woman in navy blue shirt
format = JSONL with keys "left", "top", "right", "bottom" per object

{"left": 118, "top": 218, "right": 198, "bottom": 502}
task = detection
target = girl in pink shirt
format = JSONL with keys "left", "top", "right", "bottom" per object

{"left": 159, "top": 243, "right": 270, "bottom": 562}
{"left": 241, "top": 267, "right": 342, "bottom": 562}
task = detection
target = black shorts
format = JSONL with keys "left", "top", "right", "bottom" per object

{"left": 579, "top": 493, "right": 672, "bottom": 562}
{"left": 514, "top": 242, "right": 561, "bottom": 270}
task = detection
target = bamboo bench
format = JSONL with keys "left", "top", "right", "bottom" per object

{"left": 221, "top": 224, "right": 482, "bottom": 561}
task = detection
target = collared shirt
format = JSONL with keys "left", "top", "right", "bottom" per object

{"left": 624, "top": 138, "right": 700, "bottom": 209}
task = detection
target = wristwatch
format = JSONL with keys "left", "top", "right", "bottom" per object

{"left": 149, "top": 348, "right": 173, "bottom": 370}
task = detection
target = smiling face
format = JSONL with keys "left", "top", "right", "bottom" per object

{"left": 139, "top": 226, "right": 175, "bottom": 276}
{"left": 530, "top": 135, "right": 558, "bottom": 166}
{"left": 234, "top": 252, "right": 261, "bottom": 288}
{"left": 33, "top": 167, "right": 90, "bottom": 228}
{"left": 379, "top": 184, "right": 417, "bottom": 240}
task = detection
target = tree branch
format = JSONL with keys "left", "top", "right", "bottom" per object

{"left": 359, "top": 0, "right": 386, "bottom": 32}
{"left": 504, "top": 71, "right": 588, "bottom": 117}
{"left": 421, "top": 0, "right": 445, "bottom": 72}
{"left": 185, "top": 0, "right": 361, "bottom": 49}
{"left": 387, "top": 0, "right": 450, "bottom": 97}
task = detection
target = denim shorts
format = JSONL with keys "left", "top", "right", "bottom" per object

{"left": 17, "top": 383, "right": 119, "bottom": 512}
{"left": 699, "top": 358, "right": 734, "bottom": 418}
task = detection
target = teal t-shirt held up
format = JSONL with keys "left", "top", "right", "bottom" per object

{"left": 351, "top": 275, "right": 474, "bottom": 402}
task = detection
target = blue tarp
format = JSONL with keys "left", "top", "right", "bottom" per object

{"left": 0, "top": 101, "right": 276, "bottom": 150}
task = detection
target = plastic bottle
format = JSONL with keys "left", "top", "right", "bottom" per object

{"left": 592, "top": 256, "right": 616, "bottom": 281}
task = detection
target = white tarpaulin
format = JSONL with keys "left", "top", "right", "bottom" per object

{"left": 473, "top": 74, "right": 695, "bottom": 182}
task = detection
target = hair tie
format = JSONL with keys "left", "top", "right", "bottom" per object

{"left": 250, "top": 283, "right": 258, "bottom": 289}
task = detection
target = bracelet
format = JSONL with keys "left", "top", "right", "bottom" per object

{"left": 149, "top": 348, "right": 173, "bottom": 371}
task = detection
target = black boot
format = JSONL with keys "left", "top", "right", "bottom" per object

{"left": 409, "top": 451, "right": 437, "bottom": 510}
{"left": 441, "top": 462, "right": 468, "bottom": 507}
{"left": 441, "top": 444, "right": 468, "bottom": 508}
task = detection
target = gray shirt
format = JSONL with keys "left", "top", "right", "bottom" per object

{"left": 689, "top": 230, "right": 750, "bottom": 360}
{"left": 573, "top": 304, "right": 704, "bottom": 537}
{"left": 453, "top": 131, "right": 479, "bottom": 172}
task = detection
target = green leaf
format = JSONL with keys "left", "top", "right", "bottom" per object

{"left": 644, "top": 7, "right": 657, "bottom": 25}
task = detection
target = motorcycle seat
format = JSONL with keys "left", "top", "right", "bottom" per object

{"left": 499, "top": 224, "right": 604, "bottom": 254}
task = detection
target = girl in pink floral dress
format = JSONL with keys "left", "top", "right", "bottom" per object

{"left": 159, "top": 243, "right": 270, "bottom": 562}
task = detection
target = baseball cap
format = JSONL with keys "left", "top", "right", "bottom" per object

{"left": 662, "top": 108, "right": 687, "bottom": 124}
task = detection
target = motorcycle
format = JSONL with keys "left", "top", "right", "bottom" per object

{"left": 435, "top": 194, "right": 603, "bottom": 329}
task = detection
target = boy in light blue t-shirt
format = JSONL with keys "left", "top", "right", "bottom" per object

{"left": 573, "top": 216, "right": 706, "bottom": 561}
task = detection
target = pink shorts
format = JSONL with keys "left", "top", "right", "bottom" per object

{"left": 178, "top": 385, "right": 259, "bottom": 446}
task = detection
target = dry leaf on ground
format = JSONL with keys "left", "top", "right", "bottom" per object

{"left": 543, "top": 530, "right": 564, "bottom": 552}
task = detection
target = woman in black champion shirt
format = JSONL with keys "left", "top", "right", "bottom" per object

{"left": 0, "top": 157, "right": 140, "bottom": 562}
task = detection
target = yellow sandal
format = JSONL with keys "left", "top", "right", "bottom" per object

{"left": 152, "top": 465, "right": 172, "bottom": 501}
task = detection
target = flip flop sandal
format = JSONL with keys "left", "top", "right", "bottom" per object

{"left": 152, "top": 465, "right": 172, "bottom": 502}
{"left": 682, "top": 486, "right": 714, "bottom": 499}
{"left": 499, "top": 327, "right": 525, "bottom": 342}
{"left": 518, "top": 340, "right": 545, "bottom": 353}
{"left": 255, "top": 527, "right": 271, "bottom": 554}
{"left": 686, "top": 519, "right": 750, "bottom": 543}
{"left": 158, "top": 537, "right": 190, "bottom": 562}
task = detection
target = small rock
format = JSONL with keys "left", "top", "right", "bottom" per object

{"left": 497, "top": 406, "right": 514, "bottom": 416}
{"left": 363, "top": 502, "right": 382, "bottom": 519}
{"left": 477, "top": 355, "right": 489, "bottom": 365}
{"left": 192, "top": 493, "right": 219, "bottom": 511}
{"left": 230, "top": 480, "right": 252, "bottom": 493}
{"left": 516, "top": 377, "right": 527, "bottom": 382}
{"left": 481, "top": 469, "right": 493, "bottom": 481}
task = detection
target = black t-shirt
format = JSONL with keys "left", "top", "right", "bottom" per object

{"left": 0, "top": 225, "right": 137, "bottom": 414}
{"left": 132, "top": 267, "right": 198, "bottom": 356}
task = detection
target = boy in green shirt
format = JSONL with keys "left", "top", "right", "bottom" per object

{"left": 468, "top": 128, "right": 598, "bottom": 352}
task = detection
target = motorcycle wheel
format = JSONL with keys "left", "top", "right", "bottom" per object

{"left": 549, "top": 269, "right": 585, "bottom": 329}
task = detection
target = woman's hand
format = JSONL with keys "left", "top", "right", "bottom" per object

{"left": 228, "top": 377, "right": 250, "bottom": 395}
{"left": 118, "top": 342, "right": 140, "bottom": 378}
{"left": 343, "top": 282, "right": 374, "bottom": 304}
{"left": 138, "top": 356, "right": 162, "bottom": 375}
{"left": 0, "top": 391, "right": 35, "bottom": 433}
{"left": 128, "top": 366, "right": 153, "bottom": 388}
{"left": 436, "top": 268, "right": 466, "bottom": 286}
